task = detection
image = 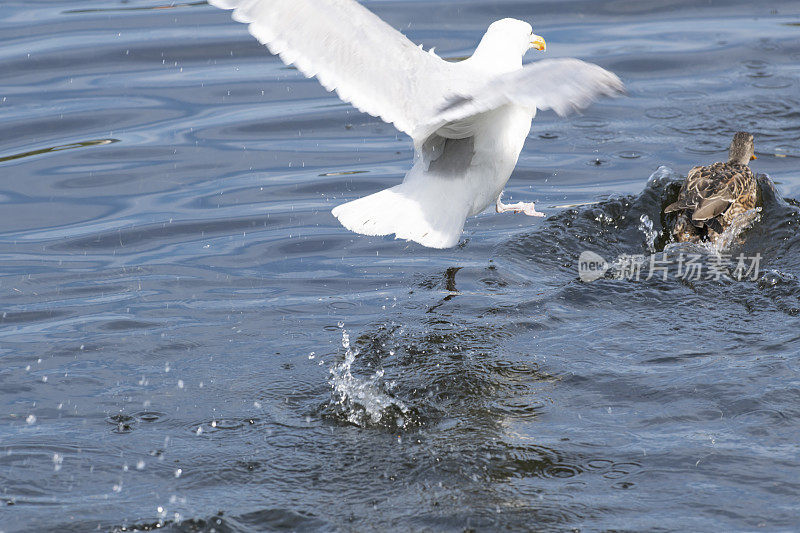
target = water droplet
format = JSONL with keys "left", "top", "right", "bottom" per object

{"left": 26, "top": 414, "right": 36, "bottom": 425}
{"left": 53, "top": 453, "right": 63, "bottom": 472}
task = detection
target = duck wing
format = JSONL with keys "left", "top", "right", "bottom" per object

{"left": 665, "top": 165, "right": 708, "bottom": 213}
{"left": 666, "top": 162, "right": 754, "bottom": 222}
{"left": 690, "top": 163, "right": 756, "bottom": 222}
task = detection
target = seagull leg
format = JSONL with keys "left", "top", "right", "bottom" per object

{"left": 496, "top": 193, "right": 545, "bottom": 217}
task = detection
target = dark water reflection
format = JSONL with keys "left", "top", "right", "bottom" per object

{"left": 1, "top": 0, "right": 799, "bottom": 531}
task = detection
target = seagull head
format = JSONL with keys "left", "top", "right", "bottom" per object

{"left": 472, "top": 18, "right": 546, "bottom": 70}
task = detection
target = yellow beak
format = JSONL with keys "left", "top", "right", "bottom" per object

{"left": 530, "top": 34, "right": 546, "bottom": 51}
{"left": 751, "top": 155, "right": 757, "bottom": 160}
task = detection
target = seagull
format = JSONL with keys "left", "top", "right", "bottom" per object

{"left": 209, "top": 0, "right": 624, "bottom": 248}
{"left": 665, "top": 132, "right": 759, "bottom": 244}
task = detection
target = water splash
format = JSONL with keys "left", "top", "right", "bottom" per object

{"left": 663, "top": 207, "right": 762, "bottom": 256}
{"left": 327, "top": 328, "right": 413, "bottom": 429}
{"left": 707, "top": 208, "right": 762, "bottom": 252}
{"left": 647, "top": 165, "right": 677, "bottom": 186}
{"left": 638, "top": 214, "right": 657, "bottom": 253}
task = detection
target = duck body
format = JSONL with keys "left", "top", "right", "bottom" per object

{"left": 665, "top": 132, "right": 758, "bottom": 243}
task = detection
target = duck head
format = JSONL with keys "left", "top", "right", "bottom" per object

{"left": 728, "top": 131, "right": 756, "bottom": 165}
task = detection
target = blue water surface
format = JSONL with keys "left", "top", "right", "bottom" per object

{"left": 1, "top": 1, "right": 800, "bottom": 531}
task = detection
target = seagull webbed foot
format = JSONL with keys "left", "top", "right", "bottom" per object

{"left": 496, "top": 195, "right": 545, "bottom": 217}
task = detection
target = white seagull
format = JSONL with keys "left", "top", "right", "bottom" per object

{"left": 209, "top": 0, "right": 624, "bottom": 248}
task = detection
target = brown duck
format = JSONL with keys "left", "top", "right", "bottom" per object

{"left": 665, "top": 132, "right": 758, "bottom": 243}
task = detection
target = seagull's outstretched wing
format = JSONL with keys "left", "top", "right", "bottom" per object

{"left": 209, "top": 0, "right": 451, "bottom": 137}
{"left": 420, "top": 58, "right": 624, "bottom": 138}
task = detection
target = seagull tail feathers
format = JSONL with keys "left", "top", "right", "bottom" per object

{"left": 331, "top": 183, "right": 468, "bottom": 249}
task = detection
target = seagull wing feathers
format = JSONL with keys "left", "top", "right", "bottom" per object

{"left": 209, "top": 0, "right": 453, "bottom": 137}
{"left": 419, "top": 58, "right": 624, "bottom": 139}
